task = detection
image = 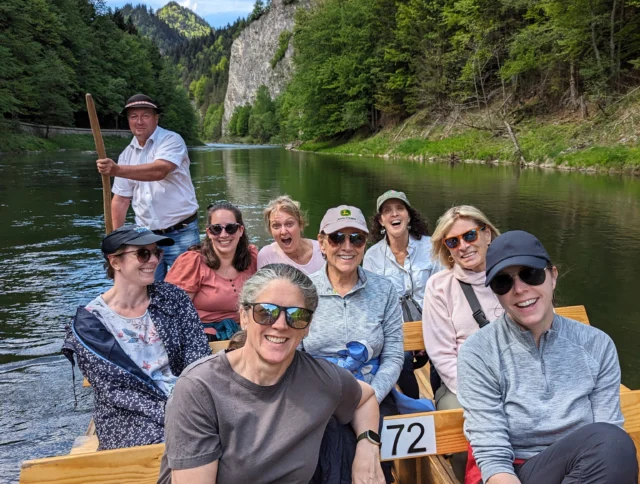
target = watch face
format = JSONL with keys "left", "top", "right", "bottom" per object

{"left": 368, "top": 430, "right": 381, "bottom": 444}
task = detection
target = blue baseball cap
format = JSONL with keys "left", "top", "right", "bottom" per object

{"left": 485, "top": 230, "right": 551, "bottom": 286}
{"left": 101, "top": 225, "right": 174, "bottom": 257}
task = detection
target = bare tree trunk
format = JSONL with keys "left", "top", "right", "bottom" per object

{"left": 610, "top": 0, "right": 617, "bottom": 77}
{"left": 421, "top": 115, "right": 441, "bottom": 139}
{"left": 393, "top": 119, "right": 409, "bottom": 142}
{"left": 495, "top": 52, "right": 507, "bottom": 104}
{"left": 590, "top": 1, "right": 602, "bottom": 66}
{"left": 570, "top": 61, "right": 577, "bottom": 108}
{"left": 504, "top": 120, "right": 526, "bottom": 165}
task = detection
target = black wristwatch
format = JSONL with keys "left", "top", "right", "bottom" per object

{"left": 356, "top": 430, "right": 381, "bottom": 446}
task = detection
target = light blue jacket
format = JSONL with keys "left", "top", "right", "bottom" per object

{"left": 304, "top": 266, "right": 404, "bottom": 402}
{"left": 458, "top": 313, "right": 623, "bottom": 483}
{"left": 363, "top": 235, "right": 441, "bottom": 309}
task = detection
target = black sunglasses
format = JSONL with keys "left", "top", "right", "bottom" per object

{"left": 489, "top": 267, "right": 547, "bottom": 296}
{"left": 117, "top": 247, "right": 164, "bottom": 264}
{"left": 326, "top": 232, "right": 367, "bottom": 248}
{"left": 207, "top": 223, "right": 241, "bottom": 236}
{"left": 244, "top": 303, "right": 313, "bottom": 330}
{"left": 443, "top": 226, "right": 485, "bottom": 249}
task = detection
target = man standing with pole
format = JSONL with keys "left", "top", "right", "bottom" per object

{"left": 96, "top": 94, "right": 200, "bottom": 281}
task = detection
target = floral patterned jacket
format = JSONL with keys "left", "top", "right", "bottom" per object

{"left": 62, "top": 282, "right": 211, "bottom": 450}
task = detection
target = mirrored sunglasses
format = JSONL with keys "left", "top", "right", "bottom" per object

{"left": 489, "top": 267, "right": 547, "bottom": 296}
{"left": 326, "top": 232, "right": 367, "bottom": 248}
{"left": 443, "top": 225, "right": 485, "bottom": 249}
{"left": 207, "top": 223, "right": 241, "bottom": 236}
{"left": 244, "top": 303, "right": 313, "bottom": 330}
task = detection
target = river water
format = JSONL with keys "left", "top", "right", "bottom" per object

{"left": 1, "top": 145, "right": 639, "bottom": 481}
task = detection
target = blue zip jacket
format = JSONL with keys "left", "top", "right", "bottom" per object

{"left": 62, "top": 282, "right": 211, "bottom": 450}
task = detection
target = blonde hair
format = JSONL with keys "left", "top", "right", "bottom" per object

{"left": 263, "top": 195, "right": 307, "bottom": 234}
{"left": 431, "top": 205, "right": 501, "bottom": 269}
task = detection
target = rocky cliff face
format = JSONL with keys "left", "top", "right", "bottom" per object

{"left": 222, "top": 0, "right": 307, "bottom": 133}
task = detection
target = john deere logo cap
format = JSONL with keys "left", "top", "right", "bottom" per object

{"left": 340, "top": 209, "right": 351, "bottom": 216}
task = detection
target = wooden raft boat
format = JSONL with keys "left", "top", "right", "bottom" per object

{"left": 19, "top": 305, "right": 640, "bottom": 484}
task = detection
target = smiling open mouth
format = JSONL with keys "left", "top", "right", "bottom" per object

{"left": 516, "top": 298, "right": 538, "bottom": 308}
{"left": 391, "top": 220, "right": 402, "bottom": 226}
{"left": 265, "top": 335, "right": 287, "bottom": 344}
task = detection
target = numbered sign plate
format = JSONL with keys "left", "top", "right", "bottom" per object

{"left": 380, "top": 415, "right": 437, "bottom": 461}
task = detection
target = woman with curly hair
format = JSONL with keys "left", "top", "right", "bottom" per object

{"left": 166, "top": 201, "right": 258, "bottom": 341}
{"left": 363, "top": 190, "right": 440, "bottom": 399}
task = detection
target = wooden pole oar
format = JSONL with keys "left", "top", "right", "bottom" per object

{"left": 85, "top": 93, "right": 114, "bottom": 234}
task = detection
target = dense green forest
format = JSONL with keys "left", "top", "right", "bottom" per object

{"left": 0, "top": 0, "right": 198, "bottom": 144}
{"left": 230, "top": 0, "right": 640, "bottom": 146}
{"left": 167, "top": 19, "right": 247, "bottom": 140}
{"left": 119, "top": 3, "right": 186, "bottom": 53}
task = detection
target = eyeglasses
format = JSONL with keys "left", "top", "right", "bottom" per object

{"left": 207, "top": 223, "right": 241, "bottom": 236}
{"left": 117, "top": 247, "right": 164, "bottom": 263}
{"left": 325, "top": 232, "right": 367, "bottom": 248}
{"left": 443, "top": 226, "right": 485, "bottom": 249}
{"left": 244, "top": 303, "right": 313, "bottom": 329}
{"left": 489, "top": 267, "right": 547, "bottom": 296}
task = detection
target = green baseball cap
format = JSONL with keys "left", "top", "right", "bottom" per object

{"left": 376, "top": 190, "right": 411, "bottom": 212}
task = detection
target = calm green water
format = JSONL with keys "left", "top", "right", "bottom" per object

{"left": 1, "top": 145, "right": 639, "bottom": 481}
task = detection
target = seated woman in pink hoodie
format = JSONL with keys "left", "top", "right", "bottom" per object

{"left": 422, "top": 205, "right": 503, "bottom": 481}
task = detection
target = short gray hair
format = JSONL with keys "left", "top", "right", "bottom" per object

{"left": 239, "top": 263, "right": 319, "bottom": 312}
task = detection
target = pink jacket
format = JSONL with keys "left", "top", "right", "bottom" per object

{"left": 422, "top": 264, "right": 504, "bottom": 394}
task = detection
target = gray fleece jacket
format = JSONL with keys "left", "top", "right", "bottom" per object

{"left": 303, "top": 265, "right": 404, "bottom": 403}
{"left": 458, "top": 313, "right": 623, "bottom": 483}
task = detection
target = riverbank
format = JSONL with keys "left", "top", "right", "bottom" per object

{"left": 0, "top": 132, "right": 131, "bottom": 154}
{"left": 297, "top": 100, "right": 640, "bottom": 174}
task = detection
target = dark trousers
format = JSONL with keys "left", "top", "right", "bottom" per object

{"left": 514, "top": 422, "right": 638, "bottom": 484}
{"left": 313, "top": 393, "right": 398, "bottom": 484}
{"left": 379, "top": 393, "right": 398, "bottom": 483}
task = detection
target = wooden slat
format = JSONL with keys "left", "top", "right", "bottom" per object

{"left": 209, "top": 340, "right": 230, "bottom": 353}
{"left": 20, "top": 444, "right": 165, "bottom": 484}
{"left": 555, "top": 305, "right": 590, "bottom": 324}
{"left": 69, "top": 436, "right": 99, "bottom": 455}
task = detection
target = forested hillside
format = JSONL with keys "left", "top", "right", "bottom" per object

{"left": 0, "top": 0, "right": 198, "bottom": 143}
{"left": 167, "top": 19, "right": 247, "bottom": 140}
{"left": 157, "top": 1, "right": 212, "bottom": 38}
{"left": 229, "top": 0, "right": 640, "bottom": 146}
{"left": 119, "top": 4, "right": 185, "bottom": 53}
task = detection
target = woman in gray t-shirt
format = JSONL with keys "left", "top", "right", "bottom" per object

{"left": 159, "top": 264, "right": 385, "bottom": 484}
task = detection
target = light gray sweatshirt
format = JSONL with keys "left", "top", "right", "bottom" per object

{"left": 458, "top": 313, "right": 623, "bottom": 483}
{"left": 303, "top": 265, "right": 404, "bottom": 403}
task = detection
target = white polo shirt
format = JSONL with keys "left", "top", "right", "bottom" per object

{"left": 112, "top": 126, "right": 198, "bottom": 231}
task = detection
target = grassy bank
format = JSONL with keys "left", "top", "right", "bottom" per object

{"left": 0, "top": 132, "right": 131, "bottom": 154}
{"left": 298, "top": 101, "right": 640, "bottom": 173}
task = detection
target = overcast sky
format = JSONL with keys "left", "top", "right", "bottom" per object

{"left": 104, "top": 0, "right": 253, "bottom": 29}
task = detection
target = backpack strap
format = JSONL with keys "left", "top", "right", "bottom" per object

{"left": 458, "top": 281, "right": 491, "bottom": 328}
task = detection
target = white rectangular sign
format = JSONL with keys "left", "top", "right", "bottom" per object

{"left": 380, "top": 415, "right": 437, "bottom": 461}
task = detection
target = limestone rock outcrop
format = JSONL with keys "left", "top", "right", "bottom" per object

{"left": 222, "top": 0, "right": 308, "bottom": 133}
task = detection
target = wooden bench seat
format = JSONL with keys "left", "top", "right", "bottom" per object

{"left": 29, "top": 306, "right": 638, "bottom": 484}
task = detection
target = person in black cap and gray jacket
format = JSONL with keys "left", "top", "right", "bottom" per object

{"left": 457, "top": 230, "right": 637, "bottom": 484}
{"left": 96, "top": 94, "right": 200, "bottom": 281}
{"left": 62, "top": 226, "right": 211, "bottom": 450}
